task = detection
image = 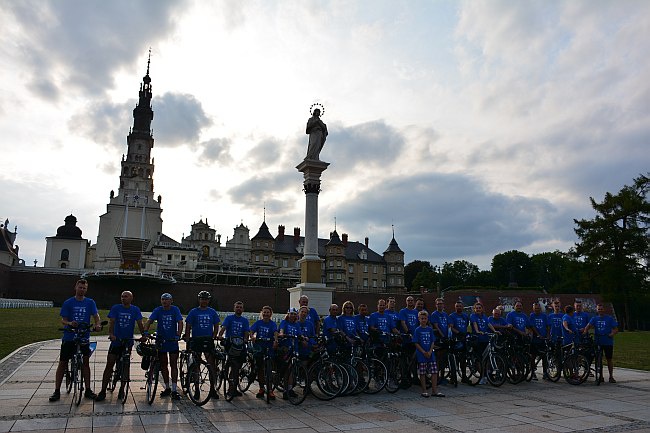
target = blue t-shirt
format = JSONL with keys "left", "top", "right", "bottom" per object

{"left": 449, "top": 311, "right": 469, "bottom": 335}
{"left": 431, "top": 310, "right": 449, "bottom": 340}
{"left": 297, "top": 320, "right": 316, "bottom": 356}
{"left": 186, "top": 307, "right": 220, "bottom": 338}
{"left": 562, "top": 314, "right": 578, "bottom": 344}
{"left": 108, "top": 304, "right": 143, "bottom": 343}
{"left": 305, "top": 307, "right": 320, "bottom": 328}
{"left": 368, "top": 312, "right": 392, "bottom": 334}
{"left": 386, "top": 309, "right": 400, "bottom": 331}
{"left": 574, "top": 311, "right": 590, "bottom": 331}
{"left": 548, "top": 312, "right": 564, "bottom": 341}
{"left": 251, "top": 319, "right": 277, "bottom": 352}
{"left": 470, "top": 313, "right": 490, "bottom": 342}
{"left": 506, "top": 311, "right": 529, "bottom": 332}
{"left": 221, "top": 314, "right": 250, "bottom": 339}
{"left": 279, "top": 319, "right": 301, "bottom": 349}
{"left": 399, "top": 307, "right": 419, "bottom": 335}
{"left": 488, "top": 316, "right": 507, "bottom": 328}
{"left": 354, "top": 314, "right": 369, "bottom": 338}
{"left": 588, "top": 315, "right": 618, "bottom": 346}
{"left": 413, "top": 325, "right": 436, "bottom": 363}
{"left": 60, "top": 297, "right": 98, "bottom": 342}
{"left": 337, "top": 315, "right": 358, "bottom": 338}
{"left": 149, "top": 305, "right": 183, "bottom": 341}
{"left": 529, "top": 312, "right": 549, "bottom": 338}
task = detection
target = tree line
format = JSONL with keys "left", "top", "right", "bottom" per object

{"left": 405, "top": 173, "right": 649, "bottom": 331}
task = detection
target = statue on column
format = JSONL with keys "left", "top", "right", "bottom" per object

{"left": 305, "top": 104, "right": 328, "bottom": 161}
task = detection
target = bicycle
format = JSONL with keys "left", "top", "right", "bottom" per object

{"left": 108, "top": 338, "right": 135, "bottom": 404}
{"left": 220, "top": 335, "right": 248, "bottom": 402}
{"left": 138, "top": 334, "right": 178, "bottom": 405}
{"left": 60, "top": 321, "right": 106, "bottom": 406}
{"left": 183, "top": 336, "right": 218, "bottom": 406}
{"left": 252, "top": 337, "right": 277, "bottom": 403}
{"left": 277, "top": 334, "right": 308, "bottom": 405}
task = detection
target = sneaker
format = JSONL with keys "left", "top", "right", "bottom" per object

{"left": 209, "top": 389, "right": 219, "bottom": 399}
{"left": 94, "top": 391, "right": 106, "bottom": 402}
{"left": 49, "top": 390, "right": 61, "bottom": 402}
{"left": 479, "top": 377, "right": 487, "bottom": 385}
{"left": 171, "top": 391, "right": 181, "bottom": 400}
{"left": 268, "top": 390, "right": 276, "bottom": 400}
{"left": 85, "top": 389, "right": 97, "bottom": 400}
{"left": 609, "top": 377, "right": 617, "bottom": 383}
{"left": 160, "top": 388, "right": 172, "bottom": 397}
{"left": 117, "top": 389, "right": 124, "bottom": 401}
{"left": 256, "top": 389, "right": 265, "bottom": 399}
{"left": 598, "top": 377, "right": 605, "bottom": 383}
{"left": 531, "top": 372, "right": 538, "bottom": 381}
{"left": 282, "top": 391, "right": 289, "bottom": 400}
{"left": 433, "top": 392, "right": 445, "bottom": 397}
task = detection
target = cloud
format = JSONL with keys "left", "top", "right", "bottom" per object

{"left": 70, "top": 92, "right": 212, "bottom": 149}
{"left": 226, "top": 171, "right": 297, "bottom": 211}
{"left": 246, "top": 138, "right": 283, "bottom": 166}
{"left": 5, "top": 0, "right": 185, "bottom": 101}
{"left": 198, "top": 138, "right": 233, "bottom": 166}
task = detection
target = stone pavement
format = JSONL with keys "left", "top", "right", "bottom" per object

{"left": 0, "top": 339, "right": 649, "bottom": 433}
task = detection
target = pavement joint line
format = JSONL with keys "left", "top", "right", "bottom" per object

{"left": 374, "top": 400, "right": 458, "bottom": 432}
{"left": 0, "top": 408, "right": 180, "bottom": 422}
{"left": 0, "top": 342, "right": 45, "bottom": 386}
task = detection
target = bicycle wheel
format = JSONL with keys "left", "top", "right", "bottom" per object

{"left": 146, "top": 361, "right": 159, "bottom": 405}
{"left": 486, "top": 354, "right": 507, "bottom": 387}
{"left": 506, "top": 354, "right": 526, "bottom": 384}
{"left": 546, "top": 351, "right": 561, "bottom": 382}
{"left": 351, "top": 358, "right": 370, "bottom": 395}
{"left": 187, "top": 359, "right": 214, "bottom": 406}
{"left": 312, "top": 361, "right": 344, "bottom": 400}
{"left": 340, "top": 362, "right": 358, "bottom": 396}
{"left": 224, "top": 361, "right": 234, "bottom": 402}
{"left": 64, "top": 359, "right": 73, "bottom": 393}
{"left": 363, "top": 358, "right": 387, "bottom": 394}
{"left": 179, "top": 352, "right": 188, "bottom": 392}
{"left": 238, "top": 357, "right": 254, "bottom": 393}
{"left": 448, "top": 354, "right": 458, "bottom": 387}
{"left": 288, "top": 362, "right": 308, "bottom": 405}
{"left": 119, "top": 357, "right": 130, "bottom": 404}
{"left": 563, "top": 354, "right": 589, "bottom": 385}
{"left": 264, "top": 357, "right": 274, "bottom": 404}
{"left": 73, "top": 357, "right": 83, "bottom": 406}
{"left": 108, "top": 359, "right": 120, "bottom": 392}
{"left": 385, "top": 357, "right": 401, "bottom": 393}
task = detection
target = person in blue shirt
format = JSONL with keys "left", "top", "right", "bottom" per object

{"left": 298, "top": 295, "right": 321, "bottom": 336}
{"left": 449, "top": 302, "right": 471, "bottom": 384}
{"left": 430, "top": 298, "right": 450, "bottom": 384}
{"left": 338, "top": 301, "right": 359, "bottom": 344}
{"left": 297, "top": 306, "right": 317, "bottom": 360}
{"left": 488, "top": 307, "right": 508, "bottom": 331}
{"left": 322, "top": 304, "right": 342, "bottom": 353}
{"left": 368, "top": 299, "right": 397, "bottom": 344}
{"left": 185, "top": 291, "right": 221, "bottom": 398}
{"left": 278, "top": 308, "right": 301, "bottom": 400}
{"left": 562, "top": 305, "right": 579, "bottom": 346}
{"left": 506, "top": 301, "right": 529, "bottom": 338}
{"left": 218, "top": 301, "right": 250, "bottom": 398}
{"left": 386, "top": 297, "right": 401, "bottom": 333}
{"left": 529, "top": 302, "right": 549, "bottom": 380}
{"left": 251, "top": 305, "right": 278, "bottom": 399}
{"left": 399, "top": 296, "right": 419, "bottom": 384}
{"left": 548, "top": 300, "right": 564, "bottom": 343}
{"left": 573, "top": 300, "right": 591, "bottom": 335}
{"left": 49, "top": 279, "right": 101, "bottom": 402}
{"left": 354, "top": 303, "right": 370, "bottom": 341}
{"left": 414, "top": 310, "right": 444, "bottom": 398}
{"left": 143, "top": 293, "right": 183, "bottom": 400}
{"left": 584, "top": 303, "right": 619, "bottom": 383}
{"left": 96, "top": 291, "right": 145, "bottom": 402}
{"left": 470, "top": 302, "right": 493, "bottom": 385}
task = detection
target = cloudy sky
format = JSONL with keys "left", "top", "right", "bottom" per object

{"left": 1, "top": 1, "right": 648, "bottom": 270}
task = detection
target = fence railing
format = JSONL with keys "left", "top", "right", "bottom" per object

{"left": 0, "top": 298, "right": 54, "bottom": 308}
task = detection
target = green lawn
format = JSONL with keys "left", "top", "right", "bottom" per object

{"left": 1, "top": 308, "right": 649, "bottom": 372}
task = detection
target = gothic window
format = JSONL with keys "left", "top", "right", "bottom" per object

{"left": 60, "top": 249, "right": 69, "bottom": 261}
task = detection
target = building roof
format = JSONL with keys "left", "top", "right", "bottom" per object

{"left": 274, "top": 234, "right": 385, "bottom": 263}
{"left": 54, "top": 215, "right": 83, "bottom": 239}
{"left": 252, "top": 221, "right": 274, "bottom": 240}
{"left": 326, "top": 230, "right": 343, "bottom": 247}
{"left": 384, "top": 236, "right": 403, "bottom": 254}
{"left": 0, "top": 226, "right": 18, "bottom": 257}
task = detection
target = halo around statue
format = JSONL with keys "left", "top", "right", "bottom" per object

{"left": 310, "top": 103, "right": 325, "bottom": 117}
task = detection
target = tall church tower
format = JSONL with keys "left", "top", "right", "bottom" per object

{"left": 92, "top": 53, "right": 163, "bottom": 269}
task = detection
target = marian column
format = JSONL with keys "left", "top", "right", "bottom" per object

{"left": 288, "top": 104, "right": 335, "bottom": 314}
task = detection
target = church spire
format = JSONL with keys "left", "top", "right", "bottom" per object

{"left": 132, "top": 50, "right": 154, "bottom": 135}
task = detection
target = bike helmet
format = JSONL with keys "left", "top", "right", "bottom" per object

{"left": 197, "top": 290, "right": 212, "bottom": 300}
{"left": 161, "top": 293, "right": 173, "bottom": 300}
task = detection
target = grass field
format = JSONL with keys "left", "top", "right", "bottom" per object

{"left": 1, "top": 308, "right": 649, "bottom": 371}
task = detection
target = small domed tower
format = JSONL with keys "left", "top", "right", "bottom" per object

{"left": 325, "top": 229, "right": 347, "bottom": 289}
{"left": 251, "top": 220, "right": 275, "bottom": 273}
{"left": 383, "top": 226, "right": 405, "bottom": 292}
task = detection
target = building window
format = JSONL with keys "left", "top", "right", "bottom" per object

{"left": 60, "top": 249, "right": 69, "bottom": 261}
{"left": 390, "top": 265, "right": 395, "bottom": 272}
{"left": 337, "top": 274, "right": 342, "bottom": 280}
{"left": 181, "top": 255, "right": 186, "bottom": 261}
{"left": 382, "top": 281, "right": 386, "bottom": 288}
{"left": 329, "top": 273, "right": 334, "bottom": 280}
{"left": 398, "top": 265, "right": 402, "bottom": 271}
{"left": 264, "top": 242, "right": 268, "bottom": 247}
{"left": 373, "top": 279, "right": 377, "bottom": 288}
{"left": 336, "top": 260, "right": 342, "bottom": 268}
{"left": 397, "top": 278, "right": 402, "bottom": 284}
{"left": 363, "top": 264, "right": 368, "bottom": 273}
{"left": 349, "top": 278, "right": 354, "bottom": 287}
{"left": 348, "top": 264, "right": 353, "bottom": 273}
{"left": 283, "top": 259, "right": 288, "bottom": 267}
{"left": 373, "top": 265, "right": 377, "bottom": 274}
{"left": 337, "top": 248, "right": 341, "bottom": 254}
{"left": 60, "top": 263, "right": 67, "bottom": 269}
{"left": 256, "top": 241, "right": 260, "bottom": 247}
{"left": 263, "top": 255, "right": 268, "bottom": 262}
{"left": 390, "top": 277, "right": 394, "bottom": 284}
{"left": 363, "top": 279, "right": 368, "bottom": 287}
{"left": 255, "top": 255, "right": 260, "bottom": 262}
{"left": 167, "top": 254, "right": 172, "bottom": 261}
{"left": 329, "top": 260, "right": 334, "bottom": 267}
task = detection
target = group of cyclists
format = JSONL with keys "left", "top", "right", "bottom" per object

{"left": 49, "top": 278, "right": 619, "bottom": 404}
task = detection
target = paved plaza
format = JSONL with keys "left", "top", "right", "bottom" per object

{"left": 0, "top": 339, "right": 649, "bottom": 433}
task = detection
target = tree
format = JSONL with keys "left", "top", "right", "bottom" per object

{"left": 440, "top": 260, "right": 480, "bottom": 288}
{"left": 491, "top": 250, "right": 535, "bottom": 287}
{"left": 574, "top": 173, "right": 650, "bottom": 329}
{"left": 531, "top": 251, "right": 585, "bottom": 293}
{"left": 404, "top": 260, "right": 433, "bottom": 291}
{"left": 411, "top": 266, "right": 438, "bottom": 293}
